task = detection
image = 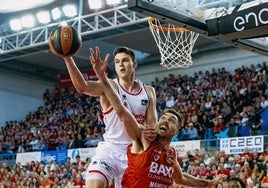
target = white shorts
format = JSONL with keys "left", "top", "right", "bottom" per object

{"left": 83, "top": 141, "right": 128, "bottom": 188}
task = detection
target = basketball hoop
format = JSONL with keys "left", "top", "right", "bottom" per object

{"left": 148, "top": 17, "right": 199, "bottom": 69}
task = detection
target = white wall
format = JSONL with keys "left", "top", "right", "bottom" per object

{"left": 0, "top": 72, "right": 54, "bottom": 126}
{"left": 135, "top": 48, "right": 268, "bottom": 84}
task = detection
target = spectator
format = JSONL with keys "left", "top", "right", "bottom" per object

{"left": 39, "top": 175, "right": 53, "bottom": 187}
{"left": 197, "top": 163, "right": 211, "bottom": 179}
{"left": 209, "top": 164, "right": 218, "bottom": 179}
{"left": 166, "top": 94, "right": 175, "bottom": 108}
{"left": 186, "top": 122, "right": 199, "bottom": 140}
{"left": 213, "top": 116, "right": 225, "bottom": 135}
{"left": 203, "top": 152, "right": 211, "bottom": 167}
{"left": 180, "top": 155, "right": 190, "bottom": 172}
{"left": 252, "top": 163, "right": 264, "bottom": 182}
{"left": 241, "top": 161, "right": 253, "bottom": 178}
{"left": 240, "top": 147, "right": 253, "bottom": 161}
{"left": 72, "top": 174, "right": 85, "bottom": 188}
{"left": 65, "top": 157, "right": 72, "bottom": 172}
{"left": 29, "top": 136, "right": 41, "bottom": 151}
{"left": 261, "top": 170, "right": 268, "bottom": 187}
{"left": 261, "top": 95, "right": 268, "bottom": 108}
{"left": 250, "top": 100, "right": 264, "bottom": 136}
{"left": 217, "top": 162, "right": 230, "bottom": 178}
{"left": 74, "top": 155, "right": 85, "bottom": 171}
{"left": 225, "top": 157, "right": 236, "bottom": 170}
{"left": 221, "top": 101, "right": 232, "bottom": 122}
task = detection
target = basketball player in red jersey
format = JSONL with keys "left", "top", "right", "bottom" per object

{"left": 63, "top": 46, "right": 157, "bottom": 188}
{"left": 90, "top": 47, "right": 223, "bottom": 188}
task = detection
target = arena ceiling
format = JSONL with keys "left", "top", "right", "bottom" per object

{"left": 0, "top": 0, "right": 230, "bottom": 83}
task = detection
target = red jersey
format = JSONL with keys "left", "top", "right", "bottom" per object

{"left": 122, "top": 143, "right": 176, "bottom": 188}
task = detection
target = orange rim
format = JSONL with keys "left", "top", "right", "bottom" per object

{"left": 148, "top": 17, "right": 188, "bottom": 32}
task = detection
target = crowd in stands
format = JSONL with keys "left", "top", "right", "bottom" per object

{"left": 173, "top": 145, "right": 268, "bottom": 188}
{"left": 0, "top": 155, "right": 91, "bottom": 188}
{"left": 0, "top": 61, "right": 267, "bottom": 187}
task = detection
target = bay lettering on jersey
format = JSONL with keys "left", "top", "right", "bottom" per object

{"left": 149, "top": 162, "right": 174, "bottom": 178}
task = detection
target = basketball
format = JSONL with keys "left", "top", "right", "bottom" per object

{"left": 48, "top": 25, "right": 82, "bottom": 57}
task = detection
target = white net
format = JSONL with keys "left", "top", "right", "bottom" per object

{"left": 148, "top": 18, "right": 199, "bottom": 69}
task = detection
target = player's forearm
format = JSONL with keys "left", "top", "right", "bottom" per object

{"left": 145, "top": 86, "right": 157, "bottom": 128}
{"left": 179, "top": 173, "right": 213, "bottom": 187}
{"left": 64, "top": 57, "right": 103, "bottom": 96}
{"left": 64, "top": 57, "right": 88, "bottom": 92}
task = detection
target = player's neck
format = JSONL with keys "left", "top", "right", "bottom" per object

{"left": 155, "top": 137, "right": 171, "bottom": 150}
{"left": 118, "top": 77, "right": 138, "bottom": 93}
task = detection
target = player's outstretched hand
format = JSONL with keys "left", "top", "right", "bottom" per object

{"left": 89, "top": 46, "right": 110, "bottom": 80}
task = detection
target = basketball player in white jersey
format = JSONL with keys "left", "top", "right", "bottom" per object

{"left": 63, "top": 46, "right": 157, "bottom": 188}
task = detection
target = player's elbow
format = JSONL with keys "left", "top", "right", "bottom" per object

{"left": 174, "top": 175, "right": 183, "bottom": 184}
{"left": 115, "top": 108, "right": 127, "bottom": 119}
{"left": 73, "top": 82, "right": 88, "bottom": 93}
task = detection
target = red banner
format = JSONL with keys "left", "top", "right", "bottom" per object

{"left": 59, "top": 69, "right": 109, "bottom": 88}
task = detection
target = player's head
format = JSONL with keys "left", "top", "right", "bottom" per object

{"left": 228, "top": 177, "right": 246, "bottom": 188}
{"left": 113, "top": 46, "right": 136, "bottom": 62}
{"left": 113, "top": 46, "right": 137, "bottom": 77}
{"left": 156, "top": 108, "right": 181, "bottom": 139}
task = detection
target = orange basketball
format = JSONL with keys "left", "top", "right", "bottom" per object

{"left": 48, "top": 25, "right": 82, "bottom": 57}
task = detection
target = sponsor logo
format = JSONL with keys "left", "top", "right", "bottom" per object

{"left": 100, "top": 161, "right": 113, "bottom": 173}
{"left": 149, "top": 162, "right": 174, "bottom": 178}
{"left": 154, "top": 155, "right": 160, "bottom": 161}
{"left": 233, "top": 7, "right": 268, "bottom": 31}
{"left": 141, "top": 100, "right": 148, "bottom": 105}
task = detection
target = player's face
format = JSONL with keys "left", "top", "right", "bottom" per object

{"left": 156, "top": 112, "right": 178, "bottom": 138}
{"left": 114, "top": 52, "right": 136, "bottom": 78}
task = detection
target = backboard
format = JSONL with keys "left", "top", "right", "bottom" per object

{"left": 128, "top": 0, "right": 268, "bottom": 56}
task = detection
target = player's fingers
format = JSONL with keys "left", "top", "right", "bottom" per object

{"left": 104, "top": 54, "right": 110, "bottom": 63}
{"left": 90, "top": 56, "right": 96, "bottom": 66}
{"left": 90, "top": 55, "right": 95, "bottom": 63}
{"left": 89, "top": 48, "right": 95, "bottom": 61}
{"left": 142, "top": 129, "right": 157, "bottom": 135}
{"left": 95, "top": 46, "right": 100, "bottom": 58}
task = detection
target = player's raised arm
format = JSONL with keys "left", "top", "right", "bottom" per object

{"left": 90, "top": 47, "right": 141, "bottom": 141}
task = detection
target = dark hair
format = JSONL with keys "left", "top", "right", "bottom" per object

{"left": 163, "top": 108, "right": 181, "bottom": 124}
{"left": 228, "top": 177, "right": 246, "bottom": 188}
{"left": 113, "top": 46, "right": 136, "bottom": 62}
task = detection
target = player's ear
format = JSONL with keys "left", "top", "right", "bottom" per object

{"left": 175, "top": 126, "right": 179, "bottom": 135}
{"left": 133, "top": 61, "right": 137, "bottom": 69}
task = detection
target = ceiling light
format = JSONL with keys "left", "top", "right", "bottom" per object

{"left": 21, "top": 15, "right": 35, "bottom": 28}
{"left": 62, "top": 4, "right": 77, "bottom": 17}
{"left": 88, "top": 0, "right": 102, "bottom": 9}
{"left": 37, "top": 11, "right": 51, "bottom": 24}
{"left": 106, "top": 0, "right": 121, "bottom": 6}
{"left": 10, "top": 19, "right": 22, "bottom": 31}
{"left": 60, "top": 22, "right": 68, "bottom": 26}
{"left": 51, "top": 7, "right": 62, "bottom": 20}
{"left": 0, "top": 0, "right": 56, "bottom": 13}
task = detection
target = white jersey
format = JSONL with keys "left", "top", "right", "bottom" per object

{"left": 102, "top": 78, "right": 149, "bottom": 145}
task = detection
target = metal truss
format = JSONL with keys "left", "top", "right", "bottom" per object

{"left": 0, "top": 4, "right": 148, "bottom": 62}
